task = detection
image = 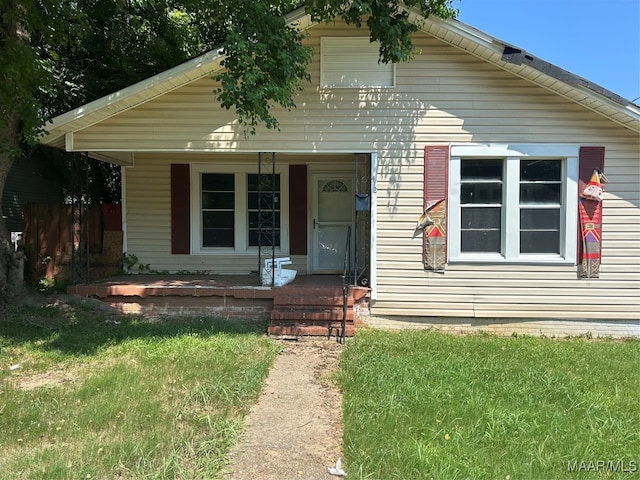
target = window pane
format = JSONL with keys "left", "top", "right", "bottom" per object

{"left": 203, "top": 211, "right": 234, "bottom": 229}
{"left": 461, "top": 159, "right": 503, "bottom": 180}
{"left": 248, "top": 192, "right": 281, "bottom": 210}
{"left": 461, "top": 206, "right": 501, "bottom": 253}
{"left": 520, "top": 183, "right": 561, "bottom": 204}
{"left": 248, "top": 174, "right": 280, "bottom": 191}
{"left": 520, "top": 208, "right": 560, "bottom": 254}
{"left": 203, "top": 228, "right": 234, "bottom": 248}
{"left": 520, "top": 209, "right": 560, "bottom": 230}
{"left": 249, "top": 230, "right": 281, "bottom": 247}
{"left": 520, "top": 231, "right": 560, "bottom": 254}
{"left": 461, "top": 230, "right": 501, "bottom": 253}
{"left": 461, "top": 183, "right": 503, "bottom": 204}
{"left": 249, "top": 212, "right": 281, "bottom": 229}
{"left": 202, "top": 192, "right": 235, "bottom": 209}
{"left": 202, "top": 173, "right": 234, "bottom": 191}
{"left": 461, "top": 207, "right": 501, "bottom": 228}
{"left": 520, "top": 160, "right": 561, "bottom": 182}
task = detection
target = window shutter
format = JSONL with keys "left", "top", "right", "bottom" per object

{"left": 423, "top": 146, "right": 449, "bottom": 271}
{"left": 289, "top": 165, "right": 307, "bottom": 255}
{"left": 171, "top": 164, "right": 191, "bottom": 254}
{"left": 577, "top": 146, "right": 605, "bottom": 277}
{"left": 578, "top": 147, "right": 605, "bottom": 195}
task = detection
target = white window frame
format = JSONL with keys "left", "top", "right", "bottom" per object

{"left": 320, "top": 37, "right": 396, "bottom": 88}
{"left": 190, "top": 163, "right": 289, "bottom": 254}
{"left": 449, "top": 144, "right": 579, "bottom": 264}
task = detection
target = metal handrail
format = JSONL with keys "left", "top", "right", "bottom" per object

{"left": 339, "top": 226, "right": 352, "bottom": 343}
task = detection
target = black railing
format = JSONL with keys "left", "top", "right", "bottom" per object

{"left": 339, "top": 226, "right": 352, "bottom": 343}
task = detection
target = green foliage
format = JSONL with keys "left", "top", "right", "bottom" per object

{"left": 215, "top": 1, "right": 312, "bottom": 134}
{"left": 306, "top": 0, "right": 457, "bottom": 63}
{"left": 339, "top": 330, "right": 640, "bottom": 479}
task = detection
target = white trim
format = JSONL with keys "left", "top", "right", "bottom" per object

{"left": 451, "top": 143, "right": 581, "bottom": 158}
{"left": 65, "top": 132, "right": 73, "bottom": 151}
{"left": 369, "top": 152, "right": 378, "bottom": 300}
{"left": 449, "top": 144, "right": 579, "bottom": 264}
{"left": 121, "top": 166, "right": 128, "bottom": 255}
{"left": 190, "top": 163, "right": 289, "bottom": 255}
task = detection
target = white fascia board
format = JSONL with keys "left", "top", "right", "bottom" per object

{"left": 89, "top": 152, "right": 135, "bottom": 166}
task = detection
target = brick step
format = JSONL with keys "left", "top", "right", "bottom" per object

{"left": 273, "top": 295, "right": 353, "bottom": 307}
{"left": 268, "top": 323, "right": 356, "bottom": 337}
{"left": 270, "top": 308, "right": 354, "bottom": 322}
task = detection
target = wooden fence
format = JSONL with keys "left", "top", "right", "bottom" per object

{"left": 22, "top": 203, "right": 123, "bottom": 282}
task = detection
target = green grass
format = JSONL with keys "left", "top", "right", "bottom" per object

{"left": 0, "top": 300, "right": 279, "bottom": 479}
{"left": 338, "top": 329, "right": 640, "bottom": 480}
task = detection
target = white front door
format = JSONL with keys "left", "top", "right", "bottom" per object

{"left": 311, "top": 175, "right": 354, "bottom": 273}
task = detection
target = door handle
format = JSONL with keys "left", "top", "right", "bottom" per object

{"left": 313, "top": 218, "right": 317, "bottom": 229}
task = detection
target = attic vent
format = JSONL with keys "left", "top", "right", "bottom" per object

{"left": 321, "top": 37, "right": 395, "bottom": 88}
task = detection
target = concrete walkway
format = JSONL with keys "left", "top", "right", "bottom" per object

{"left": 223, "top": 340, "right": 345, "bottom": 480}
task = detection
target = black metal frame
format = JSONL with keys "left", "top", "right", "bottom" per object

{"left": 257, "top": 152, "right": 277, "bottom": 285}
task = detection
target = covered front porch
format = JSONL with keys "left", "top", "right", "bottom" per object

{"left": 68, "top": 274, "right": 370, "bottom": 338}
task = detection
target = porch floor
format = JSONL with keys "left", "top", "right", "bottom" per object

{"left": 68, "top": 274, "right": 370, "bottom": 338}
{"left": 68, "top": 273, "right": 351, "bottom": 297}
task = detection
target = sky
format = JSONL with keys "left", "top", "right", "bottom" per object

{"left": 455, "top": 0, "right": 640, "bottom": 102}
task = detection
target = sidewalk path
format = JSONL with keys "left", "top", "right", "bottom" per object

{"left": 223, "top": 340, "right": 345, "bottom": 480}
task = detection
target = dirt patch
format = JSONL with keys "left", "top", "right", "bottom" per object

{"left": 223, "top": 339, "right": 346, "bottom": 480}
{"left": 8, "top": 368, "right": 80, "bottom": 391}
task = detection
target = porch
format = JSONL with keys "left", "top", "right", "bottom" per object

{"left": 67, "top": 274, "right": 371, "bottom": 338}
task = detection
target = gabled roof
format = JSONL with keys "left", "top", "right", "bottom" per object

{"left": 41, "top": 6, "right": 640, "bottom": 151}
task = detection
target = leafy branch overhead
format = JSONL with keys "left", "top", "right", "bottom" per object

{"left": 214, "top": 0, "right": 458, "bottom": 133}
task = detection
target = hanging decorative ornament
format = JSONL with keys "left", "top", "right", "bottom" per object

{"left": 580, "top": 169, "right": 604, "bottom": 202}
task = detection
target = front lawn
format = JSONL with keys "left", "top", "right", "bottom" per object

{"left": 338, "top": 329, "right": 639, "bottom": 479}
{"left": 0, "top": 300, "right": 278, "bottom": 479}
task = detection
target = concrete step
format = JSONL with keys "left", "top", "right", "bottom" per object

{"left": 267, "top": 323, "right": 356, "bottom": 338}
{"left": 271, "top": 307, "right": 354, "bottom": 322}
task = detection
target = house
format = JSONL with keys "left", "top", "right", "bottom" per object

{"left": 40, "top": 7, "right": 640, "bottom": 337}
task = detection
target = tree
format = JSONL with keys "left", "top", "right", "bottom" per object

{"left": 0, "top": 0, "right": 457, "bottom": 300}
{"left": 0, "top": 0, "right": 87, "bottom": 298}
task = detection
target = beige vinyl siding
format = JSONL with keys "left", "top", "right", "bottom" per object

{"left": 104, "top": 20, "right": 639, "bottom": 321}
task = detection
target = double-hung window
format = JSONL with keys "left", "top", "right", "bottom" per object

{"left": 191, "top": 164, "right": 288, "bottom": 253}
{"left": 449, "top": 144, "right": 579, "bottom": 263}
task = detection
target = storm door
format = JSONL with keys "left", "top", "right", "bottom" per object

{"left": 311, "top": 175, "right": 355, "bottom": 273}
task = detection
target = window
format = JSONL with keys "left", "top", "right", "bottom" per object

{"left": 321, "top": 37, "right": 395, "bottom": 88}
{"left": 191, "top": 164, "right": 288, "bottom": 254}
{"left": 202, "top": 173, "right": 234, "bottom": 247}
{"left": 449, "top": 144, "right": 579, "bottom": 263}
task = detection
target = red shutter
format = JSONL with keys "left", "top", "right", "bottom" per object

{"left": 577, "top": 146, "right": 605, "bottom": 264}
{"left": 423, "top": 146, "right": 449, "bottom": 271}
{"left": 171, "top": 164, "right": 191, "bottom": 254}
{"left": 289, "top": 165, "right": 307, "bottom": 255}
{"left": 424, "top": 145, "right": 449, "bottom": 205}
{"left": 578, "top": 147, "right": 605, "bottom": 194}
